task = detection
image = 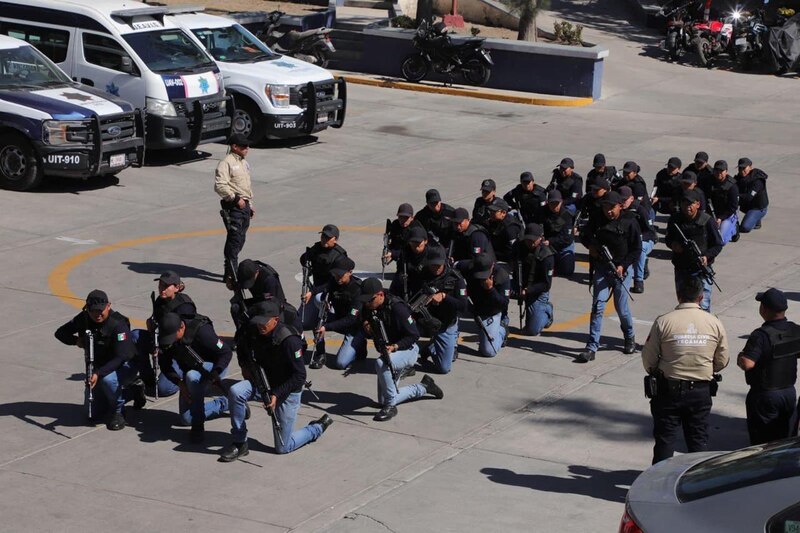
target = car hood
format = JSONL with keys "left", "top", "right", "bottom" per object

{"left": 627, "top": 452, "right": 720, "bottom": 504}
{"left": 218, "top": 56, "right": 333, "bottom": 85}
{"left": 0, "top": 84, "right": 133, "bottom": 119}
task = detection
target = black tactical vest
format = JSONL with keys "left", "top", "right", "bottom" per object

{"left": 79, "top": 311, "right": 133, "bottom": 364}
{"left": 746, "top": 322, "right": 800, "bottom": 391}
{"left": 180, "top": 314, "right": 212, "bottom": 346}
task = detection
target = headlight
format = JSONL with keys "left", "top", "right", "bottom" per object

{"left": 146, "top": 97, "right": 177, "bottom": 117}
{"left": 43, "top": 120, "right": 89, "bottom": 145}
{"left": 265, "top": 84, "right": 290, "bottom": 108}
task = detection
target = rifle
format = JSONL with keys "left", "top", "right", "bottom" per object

{"left": 300, "top": 247, "right": 312, "bottom": 324}
{"left": 311, "top": 293, "right": 331, "bottom": 367}
{"left": 149, "top": 291, "right": 160, "bottom": 400}
{"left": 407, "top": 285, "right": 443, "bottom": 335}
{"left": 600, "top": 245, "right": 635, "bottom": 302}
{"left": 84, "top": 329, "right": 94, "bottom": 419}
{"left": 402, "top": 260, "right": 408, "bottom": 302}
{"left": 381, "top": 218, "right": 391, "bottom": 281}
{"left": 467, "top": 295, "right": 497, "bottom": 356}
{"left": 673, "top": 225, "right": 722, "bottom": 292}
{"left": 368, "top": 311, "right": 398, "bottom": 387}
{"left": 183, "top": 344, "right": 225, "bottom": 392}
{"left": 447, "top": 239, "right": 454, "bottom": 266}
{"left": 516, "top": 260, "right": 525, "bottom": 330}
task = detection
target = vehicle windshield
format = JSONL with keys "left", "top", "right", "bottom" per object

{"left": 123, "top": 29, "right": 216, "bottom": 73}
{"left": 0, "top": 44, "right": 71, "bottom": 89}
{"left": 677, "top": 439, "right": 800, "bottom": 503}
{"left": 191, "top": 24, "right": 277, "bottom": 63}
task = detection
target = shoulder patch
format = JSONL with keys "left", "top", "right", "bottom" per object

{"left": 294, "top": 349, "right": 303, "bottom": 359}
{"left": 116, "top": 332, "right": 127, "bottom": 341}
{"left": 216, "top": 339, "right": 224, "bottom": 349}
{"left": 473, "top": 247, "right": 481, "bottom": 254}
{"left": 407, "top": 316, "right": 415, "bottom": 324}
{"left": 547, "top": 270, "right": 553, "bottom": 276}
{"left": 350, "top": 308, "right": 359, "bottom": 316}
{"left": 459, "top": 288, "right": 467, "bottom": 296}
{"left": 504, "top": 289, "right": 511, "bottom": 296}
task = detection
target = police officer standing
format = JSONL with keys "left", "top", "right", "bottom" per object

{"left": 542, "top": 190, "right": 575, "bottom": 277}
{"left": 735, "top": 157, "right": 769, "bottom": 233}
{"left": 157, "top": 313, "right": 232, "bottom": 443}
{"left": 466, "top": 253, "right": 510, "bottom": 356}
{"left": 620, "top": 186, "right": 656, "bottom": 294}
{"left": 707, "top": 160, "right": 740, "bottom": 245}
{"left": 738, "top": 288, "right": 800, "bottom": 445}
{"left": 548, "top": 157, "right": 583, "bottom": 216}
{"left": 360, "top": 278, "right": 444, "bottom": 421}
{"left": 300, "top": 224, "right": 348, "bottom": 329}
{"left": 472, "top": 179, "right": 499, "bottom": 227}
{"left": 515, "top": 224, "right": 555, "bottom": 336}
{"left": 451, "top": 208, "right": 495, "bottom": 265}
{"left": 55, "top": 290, "right": 143, "bottom": 430}
{"left": 578, "top": 191, "right": 641, "bottom": 363}
{"left": 503, "top": 171, "right": 548, "bottom": 224}
{"left": 215, "top": 133, "right": 254, "bottom": 287}
{"left": 642, "top": 276, "right": 729, "bottom": 464}
{"left": 665, "top": 189, "right": 723, "bottom": 312}
{"left": 651, "top": 156, "right": 682, "bottom": 216}
{"left": 220, "top": 301, "right": 332, "bottom": 461}
{"left": 415, "top": 189, "right": 455, "bottom": 247}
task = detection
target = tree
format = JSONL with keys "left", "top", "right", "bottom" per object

{"left": 506, "top": 0, "right": 550, "bottom": 42}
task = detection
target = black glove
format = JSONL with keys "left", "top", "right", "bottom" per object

{"left": 209, "top": 369, "right": 222, "bottom": 385}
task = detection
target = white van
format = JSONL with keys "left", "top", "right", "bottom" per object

{"left": 168, "top": 8, "right": 345, "bottom": 144}
{"left": 0, "top": 0, "right": 233, "bottom": 151}
{"left": 0, "top": 34, "right": 144, "bottom": 190}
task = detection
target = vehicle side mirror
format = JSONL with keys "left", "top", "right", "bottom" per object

{"left": 120, "top": 56, "right": 134, "bottom": 74}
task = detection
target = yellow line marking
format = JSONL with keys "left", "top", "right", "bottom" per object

{"left": 341, "top": 75, "right": 595, "bottom": 107}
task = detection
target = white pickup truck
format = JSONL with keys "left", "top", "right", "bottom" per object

{"left": 169, "top": 8, "right": 346, "bottom": 144}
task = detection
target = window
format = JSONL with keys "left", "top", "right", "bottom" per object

{"left": 82, "top": 33, "right": 134, "bottom": 74}
{"left": 122, "top": 29, "right": 213, "bottom": 73}
{"left": 191, "top": 24, "right": 276, "bottom": 63}
{"left": 768, "top": 502, "right": 800, "bottom": 533}
{"left": 0, "top": 22, "right": 69, "bottom": 63}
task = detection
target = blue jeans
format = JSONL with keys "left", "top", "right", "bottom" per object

{"left": 635, "top": 240, "right": 655, "bottom": 282}
{"left": 675, "top": 270, "right": 712, "bottom": 312}
{"left": 228, "top": 384, "right": 323, "bottom": 454}
{"left": 427, "top": 321, "right": 459, "bottom": 374}
{"left": 524, "top": 291, "right": 553, "bottom": 336}
{"left": 130, "top": 329, "right": 181, "bottom": 397}
{"left": 333, "top": 330, "right": 367, "bottom": 369}
{"left": 739, "top": 207, "right": 767, "bottom": 233}
{"left": 719, "top": 213, "right": 738, "bottom": 245}
{"left": 587, "top": 267, "right": 634, "bottom": 352}
{"left": 564, "top": 204, "right": 578, "bottom": 216}
{"left": 178, "top": 362, "right": 229, "bottom": 426}
{"left": 92, "top": 361, "right": 139, "bottom": 418}
{"left": 377, "top": 344, "right": 425, "bottom": 407}
{"left": 300, "top": 292, "right": 324, "bottom": 331}
{"left": 554, "top": 242, "right": 575, "bottom": 277}
{"left": 477, "top": 312, "right": 505, "bottom": 357}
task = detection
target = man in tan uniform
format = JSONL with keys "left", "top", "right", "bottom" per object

{"left": 215, "top": 133, "right": 254, "bottom": 287}
{"left": 642, "top": 275, "right": 729, "bottom": 464}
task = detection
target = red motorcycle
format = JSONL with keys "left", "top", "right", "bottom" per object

{"left": 688, "top": 0, "right": 734, "bottom": 67}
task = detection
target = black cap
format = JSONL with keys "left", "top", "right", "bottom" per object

{"left": 559, "top": 157, "right": 574, "bottom": 169}
{"left": 249, "top": 300, "right": 282, "bottom": 325}
{"left": 547, "top": 190, "right": 563, "bottom": 203}
{"left": 622, "top": 161, "right": 638, "bottom": 174}
{"left": 521, "top": 223, "right": 544, "bottom": 240}
{"left": 329, "top": 256, "right": 355, "bottom": 279}
{"left": 155, "top": 270, "right": 181, "bottom": 285}
{"left": 667, "top": 157, "right": 682, "bottom": 169}
{"left": 229, "top": 133, "right": 249, "bottom": 147}
{"left": 600, "top": 191, "right": 622, "bottom": 206}
{"left": 694, "top": 151, "right": 709, "bottom": 163}
{"left": 320, "top": 224, "right": 340, "bottom": 239}
{"left": 618, "top": 186, "right": 633, "bottom": 199}
{"left": 592, "top": 153, "right": 606, "bottom": 167}
{"left": 425, "top": 189, "right": 441, "bottom": 204}
{"left": 452, "top": 207, "right": 470, "bottom": 223}
{"left": 713, "top": 160, "right": 728, "bottom": 172}
{"left": 424, "top": 246, "right": 447, "bottom": 266}
{"left": 358, "top": 277, "right": 384, "bottom": 302}
{"left": 85, "top": 289, "right": 109, "bottom": 312}
{"left": 397, "top": 203, "right": 414, "bottom": 217}
{"left": 237, "top": 259, "right": 259, "bottom": 290}
{"left": 520, "top": 171, "right": 534, "bottom": 183}
{"left": 756, "top": 288, "right": 788, "bottom": 312}
{"left": 681, "top": 189, "right": 703, "bottom": 204}
{"left": 407, "top": 225, "right": 428, "bottom": 243}
{"left": 471, "top": 253, "right": 494, "bottom": 279}
{"left": 591, "top": 178, "right": 611, "bottom": 191}
{"left": 680, "top": 171, "right": 698, "bottom": 184}
{"left": 738, "top": 157, "right": 753, "bottom": 169}
{"left": 488, "top": 199, "right": 510, "bottom": 212}
{"left": 480, "top": 179, "right": 496, "bottom": 192}
{"left": 158, "top": 312, "right": 183, "bottom": 347}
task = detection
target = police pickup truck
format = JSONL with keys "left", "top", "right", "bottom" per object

{"left": 168, "top": 7, "right": 345, "bottom": 144}
{"left": 0, "top": 35, "right": 143, "bottom": 191}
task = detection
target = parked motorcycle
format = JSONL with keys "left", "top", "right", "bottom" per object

{"left": 400, "top": 20, "right": 493, "bottom": 86}
{"left": 660, "top": 0, "right": 695, "bottom": 61}
{"left": 689, "top": 16, "right": 734, "bottom": 67}
{"left": 257, "top": 11, "right": 335, "bottom": 68}
{"left": 731, "top": 9, "right": 769, "bottom": 70}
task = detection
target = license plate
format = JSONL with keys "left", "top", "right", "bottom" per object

{"left": 44, "top": 153, "right": 85, "bottom": 169}
{"left": 735, "top": 37, "right": 747, "bottom": 46}
{"left": 317, "top": 114, "right": 328, "bottom": 124}
{"left": 109, "top": 154, "right": 126, "bottom": 167}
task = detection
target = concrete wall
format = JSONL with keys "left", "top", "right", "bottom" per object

{"left": 431, "top": 0, "right": 519, "bottom": 29}
{"left": 357, "top": 27, "right": 608, "bottom": 98}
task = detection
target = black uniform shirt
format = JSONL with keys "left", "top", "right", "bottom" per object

{"left": 736, "top": 169, "right": 769, "bottom": 211}
{"left": 589, "top": 215, "right": 642, "bottom": 271}
{"left": 159, "top": 321, "right": 233, "bottom": 384}
{"left": 321, "top": 276, "right": 362, "bottom": 333}
{"left": 248, "top": 263, "right": 285, "bottom": 304}
{"left": 543, "top": 209, "right": 574, "bottom": 252}
{"left": 388, "top": 219, "right": 425, "bottom": 261}
{"left": 548, "top": 169, "right": 583, "bottom": 209}
{"left": 708, "top": 178, "right": 739, "bottom": 219}
{"left": 415, "top": 203, "right": 455, "bottom": 246}
{"left": 251, "top": 326, "right": 306, "bottom": 403}
{"left": 55, "top": 310, "right": 135, "bottom": 378}
{"left": 420, "top": 268, "right": 468, "bottom": 327}
{"left": 487, "top": 215, "right": 524, "bottom": 263}
{"left": 665, "top": 212, "right": 724, "bottom": 271}
{"left": 154, "top": 293, "right": 196, "bottom": 325}
{"left": 365, "top": 297, "right": 420, "bottom": 351}
{"left": 741, "top": 318, "right": 799, "bottom": 391}
{"left": 453, "top": 224, "right": 495, "bottom": 264}
{"left": 467, "top": 267, "right": 511, "bottom": 318}
{"left": 301, "top": 243, "right": 348, "bottom": 287}
{"left": 503, "top": 184, "right": 548, "bottom": 224}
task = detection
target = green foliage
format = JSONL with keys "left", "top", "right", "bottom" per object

{"left": 470, "top": 26, "right": 481, "bottom": 36}
{"left": 553, "top": 20, "right": 584, "bottom": 45}
{"left": 391, "top": 15, "right": 417, "bottom": 29}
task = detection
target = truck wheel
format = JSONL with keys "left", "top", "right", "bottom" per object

{"left": 0, "top": 133, "right": 43, "bottom": 191}
{"left": 231, "top": 98, "right": 264, "bottom": 144}
{"left": 401, "top": 54, "right": 429, "bottom": 82}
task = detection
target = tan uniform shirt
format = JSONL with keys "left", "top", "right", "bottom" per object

{"left": 642, "top": 303, "right": 729, "bottom": 381}
{"left": 214, "top": 152, "right": 253, "bottom": 202}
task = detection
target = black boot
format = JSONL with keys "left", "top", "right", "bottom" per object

{"left": 754, "top": 220, "right": 762, "bottom": 230}
{"left": 632, "top": 280, "right": 644, "bottom": 294}
{"left": 731, "top": 224, "right": 741, "bottom": 243}
{"left": 107, "top": 412, "right": 126, "bottom": 431}
{"left": 309, "top": 350, "right": 326, "bottom": 370}
{"left": 623, "top": 336, "right": 636, "bottom": 355}
{"left": 576, "top": 350, "right": 595, "bottom": 364}
{"left": 643, "top": 259, "right": 650, "bottom": 280}
{"left": 190, "top": 423, "right": 205, "bottom": 444}
{"left": 373, "top": 405, "right": 398, "bottom": 422}
{"left": 421, "top": 375, "right": 444, "bottom": 399}
{"left": 312, "top": 414, "right": 333, "bottom": 433}
{"left": 131, "top": 379, "right": 147, "bottom": 410}
{"left": 219, "top": 442, "right": 249, "bottom": 462}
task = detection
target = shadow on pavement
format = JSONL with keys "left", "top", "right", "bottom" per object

{"left": 122, "top": 261, "right": 225, "bottom": 284}
{"left": 144, "top": 149, "right": 212, "bottom": 167}
{"left": 35, "top": 174, "right": 122, "bottom": 194}
{"left": 0, "top": 401, "right": 89, "bottom": 438}
{"left": 481, "top": 465, "right": 641, "bottom": 503}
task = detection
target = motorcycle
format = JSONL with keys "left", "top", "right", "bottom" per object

{"left": 257, "top": 11, "right": 335, "bottom": 68}
{"left": 660, "top": 0, "right": 695, "bottom": 61}
{"left": 689, "top": 14, "right": 734, "bottom": 67}
{"left": 731, "top": 9, "right": 769, "bottom": 70}
{"left": 400, "top": 20, "right": 493, "bottom": 86}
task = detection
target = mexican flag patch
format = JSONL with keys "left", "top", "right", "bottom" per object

{"left": 116, "top": 332, "right": 127, "bottom": 341}
{"left": 350, "top": 308, "right": 359, "bottom": 316}
{"left": 459, "top": 288, "right": 467, "bottom": 296}
{"left": 473, "top": 247, "right": 481, "bottom": 254}
{"left": 294, "top": 349, "right": 303, "bottom": 359}
{"left": 407, "top": 316, "right": 414, "bottom": 324}
{"left": 504, "top": 289, "right": 511, "bottom": 296}
{"left": 216, "top": 339, "right": 224, "bottom": 349}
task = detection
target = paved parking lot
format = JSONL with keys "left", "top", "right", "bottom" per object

{"left": 1, "top": 2, "right": 799, "bottom": 530}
